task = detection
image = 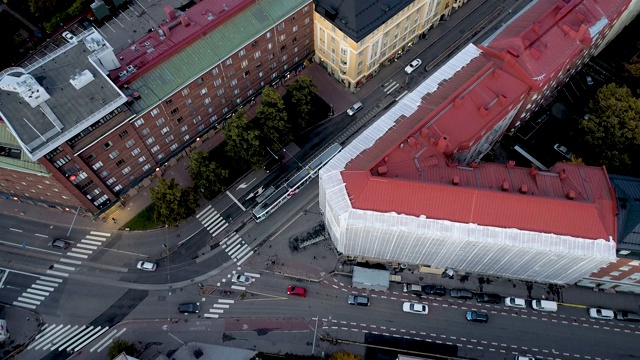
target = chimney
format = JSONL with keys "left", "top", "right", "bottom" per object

{"left": 421, "top": 128, "right": 429, "bottom": 137}
{"left": 507, "top": 160, "right": 516, "bottom": 168}
{"left": 180, "top": 16, "right": 191, "bottom": 27}
{"left": 436, "top": 136, "right": 448, "bottom": 153}
{"left": 452, "top": 176, "right": 460, "bottom": 185}
{"left": 566, "top": 190, "right": 576, "bottom": 200}
{"left": 501, "top": 180, "right": 510, "bottom": 191}
{"left": 377, "top": 166, "right": 388, "bottom": 175}
{"left": 529, "top": 167, "right": 538, "bottom": 177}
{"left": 407, "top": 137, "right": 416, "bottom": 147}
{"left": 164, "top": 5, "right": 176, "bottom": 21}
{"left": 499, "top": 94, "right": 507, "bottom": 105}
{"left": 383, "top": 156, "right": 389, "bottom": 163}
{"left": 519, "top": 184, "right": 528, "bottom": 193}
{"left": 479, "top": 106, "right": 489, "bottom": 116}
{"left": 559, "top": 169, "right": 567, "bottom": 180}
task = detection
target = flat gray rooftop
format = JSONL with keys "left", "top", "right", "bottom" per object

{"left": 0, "top": 39, "right": 124, "bottom": 159}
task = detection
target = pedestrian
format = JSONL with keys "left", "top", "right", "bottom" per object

{"left": 313, "top": 256, "right": 316, "bottom": 260}
{"left": 112, "top": 217, "right": 117, "bottom": 224}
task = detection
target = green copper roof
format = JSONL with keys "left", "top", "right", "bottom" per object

{"left": 129, "top": 0, "right": 310, "bottom": 113}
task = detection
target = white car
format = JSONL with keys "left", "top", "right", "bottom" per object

{"left": 231, "top": 274, "right": 253, "bottom": 285}
{"left": 404, "top": 59, "right": 422, "bottom": 74}
{"left": 504, "top": 297, "right": 526, "bottom": 308}
{"left": 589, "top": 308, "right": 615, "bottom": 320}
{"left": 553, "top": 143, "right": 573, "bottom": 159}
{"left": 403, "top": 302, "right": 428, "bottom": 315}
{"left": 136, "top": 261, "right": 157, "bottom": 272}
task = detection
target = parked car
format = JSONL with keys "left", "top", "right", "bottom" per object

{"left": 403, "top": 283, "right": 422, "bottom": 295}
{"left": 586, "top": 75, "right": 594, "bottom": 85}
{"left": 589, "top": 308, "right": 615, "bottom": 320}
{"left": 404, "top": 59, "right": 422, "bottom": 74}
{"left": 615, "top": 310, "right": 640, "bottom": 322}
{"left": 476, "top": 293, "right": 502, "bottom": 304}
{"left": 287, "top": 286, "right": 307, "bottom": 297}
{"left": 504, "top": 297, "right": 526, "bottom": 308}
{"left": 531, "top": 299, "right": 557, "bottom": 312}
{"left": 346, "top": 101, "right": 363, "bottom": 116}
{"left": 422, "top": 285, "right": 447, "bottom": 296}
{"left": 554, "top": 143, "right": 573, "bottom": 159}
{"left": 231, "top": 274, "right": 253, "bottom": 285}
{"left": 514, "top": 356, "right": 535, "bottom": 360}
{"left": 178, "top": 302, "right": 200, "bottom": 314}
{"left": 465, "top": 310, "right": 489, "bottom": 323}
{"left": 49, "top": 238, "right": 70, "bottom": 250}
{"left": 347, "top": 295, "right": 370, "bottom": 306}
{"left": 449, "top": 289, "right": 474, "bottom": 300}
{"left": 136, "top": 261, "right": 157, "bottom": 272}
{"left": 402, "top": 302, "right": 428, "bottom": 315}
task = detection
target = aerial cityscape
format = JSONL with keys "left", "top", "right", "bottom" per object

{"left": 1, "top": 0, "right": 640, "bottom": 359}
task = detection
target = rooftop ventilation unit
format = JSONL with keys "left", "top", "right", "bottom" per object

{"left": 69, "top": 69, "right": 95, "bottom": 90}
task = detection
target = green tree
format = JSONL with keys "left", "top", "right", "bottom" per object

{"left": 257, "top": 87, "right": 291, "bottom": 148}
{"left": 328, "top": 351, "right": 361, "bottom": 360}
{"left": 188, "top": 151, "right": 229, "bottom": 200}
{"left": 223, "top": 109, "right": 263, "bottom": 168}
{"left": 284, "top": 76, "right": 317, "bottom": 130}
{"left": 150, "top": 178, "right": 200, "bottom": 226}
{"left": 107, "top": 339, "right": 137, "bottom": 359}
{"left": 579, "top": 83, "right": 640, "bottom": 174}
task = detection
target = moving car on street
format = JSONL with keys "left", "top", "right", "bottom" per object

{"left": 49, "top": 238, "right": 70, "bottom": 250}
{"left": 347, "top": 295, "right": 370, "bottom": 306}
{"left": 178, "top": 302, "right": 200, "bottom": 314}
{"left": 402, "top": 302, "right": 428, "bottom": 315}
{"left": 136, "top": 261, "right": 157, "bottom": 272}
{"left": 287, "top": 286, "right": 307, "bottom": 297}
{"left": 404, "top": 59, "right": 422, "bottom": 74}
{"left": 465, "top": 310, "right": 489, "bottom": 323}
{"left": 231, "top": 274, "right": 253, "bottom": 285}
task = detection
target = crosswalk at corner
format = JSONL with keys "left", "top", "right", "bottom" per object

{"left": 12, "top": 276, "right": 63, "bottom": 309}
{"left": 196, "top": 205, "right": 228, "bottom": 237}
{"left": 382, "top": 79, "right": 401, "bottom": 95}
{"left": 27, "top": 323, "right": 115, "bottom": 353}
{"left": 220, "top": 233, "right": 254, "bottom": 265}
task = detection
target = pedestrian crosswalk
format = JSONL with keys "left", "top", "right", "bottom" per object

{"left": 196, "top": 205, "right": 228, "bottom": 238}
{"left": 12, "top": 231, "right": 111, "bottom": 310}
{"left": 382, "top": 79, "right": 401, "bottom": 95}
{"left": 220, "top": 233, "right": 254, "bottom": 265}
{"left": 205, "top": 271, "right": 261, "bottom": 318}
{"left": 27, "top": 323, "right": 117, "bottom": 353}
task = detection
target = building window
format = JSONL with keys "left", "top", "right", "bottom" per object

{"left": 211, "top": 67, "right": 218, "bottom": 76}
{"left": 279, "top": 34, "right": 286, "bottom": 42}
{"left": 186, "top": 98, "right": 193, "bottom": 106}
{"left": 254, "top": 51, "right": 261, "bottom": 59}
{"left": 155, "top": 117, "right": 165, "bottom": 126}
{"left": 189, "top": 108, "right": 197, "bottom": 115}
{"left": 151, "top": 107, "right": 160, "bottom": 116}
{"left": 141, "top": 128, "right": 150, "bottom": 136}
{"left": 304, "top": 17, "right": 310, "bottom": 25}
{"left": 196, "top": 77, "right": 204, "bottom": 85}
{"left": 125, "top": 139, "right": 135, "bottom": 148}
{"left": 166, "top": 135, "right": 174, "bottom": 143}
{"left": 161, "top": 126, "right": 170, "bottom": 135}
{"left": 183, "top": 134, "right": 190, "bottom": 142}
{"left": 116, "top": 159, "right": 126, "bottom": 167}
{"left": 176, "top": 117, "right": 183, "bottom": 124}
{"left": 119, "top": 130, "right": 129, "bottom": 139}
{"left": 182, "top": 88, "right": 190, "bottom": 96}
{"left": 193, "top": 115, "right": 202, "bottom": 124}
{"left": 241, "top": 59, "right": 248, "bottom": 68}
{"left": 170, "top": 143, "right": 179, "bottom": 151}
{"left": 121, "top": 166, "right": 131, "bottom": 175}
{"left": 293, "top": 25, "right": 298, "bottom": 32}
{"left": 200, "top": 88, "right": 208, "bottom": 96}
{"left": 217, "top": 89, "right": 225, "bottom": 96}
{"left": 225, "top": 58, "right": 232, "bottom": 66}
{"left": 277, "top": 22, "right": 284, "bottom": 31}
{"left": 157, "top": 153, "right": 165, "bottom": 160}
{"left": 266, "top": 31, "right": 272, "bottom": 39}
{"left": 146, "top": 137, "right": 155, "bottom": 145}
{"left": 281, "top": 54, "right": 288, "bottom": 62}
{"left": 92, "top": 161, "right": 104, "bottom": 170}
{"left": 230, "top": 79, "right": 238, "bottom": 87}
{"left": 134, "top": 118, "right": 145, "bottom": 127}
{"left": 103, "top": 142, "right": 113, "bottom": 151}
{"left": 151, "top": 145, "right": 160, "bottom": 153}
{"left": 239, "top": 49, "right": 246, "bottom": 57}
{"left": 214, "top": 78, "right": 222, "bottom": 87}
{"left": 227, "top": 69, "right": 235, "bottom": 77}
{"left": 233, "top": 89, "right": 240, "bottom": 95}
{"left": 142, "top": 163, "right": 152, "bottom": 172}
{"left": 138, "top": 156, "right": 146, "bottom": 163}
{"left": 181, "top": 125, "right": 188, "bottom": 133}
{"left": 99, "top": 170, "right": 108, "bottom": 178}
{"left": 267, "top": 43, "right": 273, "bottom": 50}
{"left": 109, "top": 150, "right": 120, "bottom": 159}
{"left": 204, "top": 97, "right": 211, "bottom": 105}
{"left": 244, "top": 70, "right": 250, "bottom": 78}
{"left": 165, "top": 98, "right": 173, "bottom": 105}
{"left": 106, "top": 177, "right": 116, "bottom": 185}
{"left": 170, "top": 107, "right": 179, "bottom": 115}
{"left": 131, "top": 147, "right": 141, "bottom": 156}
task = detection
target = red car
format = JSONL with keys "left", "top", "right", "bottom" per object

{"left": 287, "top": 286, "right": 307, "bottom": 297}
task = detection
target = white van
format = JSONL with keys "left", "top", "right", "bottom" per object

{"left": 531, "top": 299, "right": 557, "bottom": 312}
{"left": 347, "top": 102, "right": 363, "bottom": 116}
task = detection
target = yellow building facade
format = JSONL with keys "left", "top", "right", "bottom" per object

{"left": 313, "top": 0, "right": 466, "bottom": 91}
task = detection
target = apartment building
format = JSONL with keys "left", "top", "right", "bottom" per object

{"left": 313, "top": 0, "right": 460, "bottom": 91}
{"left": 0, "top": 0, "right": 314, "bottom": 213}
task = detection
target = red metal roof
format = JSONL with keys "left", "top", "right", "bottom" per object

{"left": 481, "top": 0, "right": 630, "bottom": 85}
{"left": 341, "top": 36, "right": 617, "bottom": 241}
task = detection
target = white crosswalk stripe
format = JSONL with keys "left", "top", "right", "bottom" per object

{"left": 382, "top": 80, "right": 401, "bottom": 95}
{"left": 28, "top": 324, "right": 110, "bottom": 353}
{"left": 196, "top": 205, "right": 229, "bottom": 237}
{"left": 67, "top": 232, "right": 110, "bottom": 260}
{"left": 220, "top": 233, "right": 254, "bottom": 264}
{"left": 13, "top": 274, "right": 62, "bottom": 309}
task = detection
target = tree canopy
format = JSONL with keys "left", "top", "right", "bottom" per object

{"left": 328, "top": 351, "right": 361, "bottom": 360}
{"left": 284, "top": 76, "right": 317, "bottom": 130}
{"left": 108, "top": 339, "right": 137, "bottom": 359}
{"left": 188, "top": 151, "right": 229, "bottom": 200}
{"left": 223, "top": 109, "right": 264, "bottom": 169}
{"left": 149, "top": 178, "right": 200, "bottom": 226}
{"left": 579, "top": 83, "right": 640, "bottom": 174}
{"left": 257, "top": 86, "right": 291, "bottom": 148}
